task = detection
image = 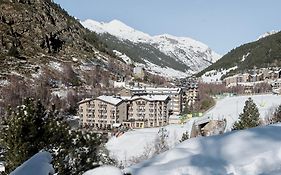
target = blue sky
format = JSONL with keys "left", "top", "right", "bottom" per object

{"left": 54, "top": 0, "right": 281, "bottom": 55}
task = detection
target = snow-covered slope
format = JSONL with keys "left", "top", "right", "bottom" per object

{"left": 82, "top": 19, "right": 152, "bottom": 43}
{"left": 106, "top": 123, "right": 196, "bottom": 167}
{"left": 125, "top": 123, "right": 281, "bottom": 175}
{"left": 82, "top": 19, "right": 221, "bottom": 78}
{"left": 203, "top": 94, "right": 281, "bottom": 130}
{"left": 201, "top": 66, "right": 237, "bottom": 83}
{"left": 106, "top": 94, "right": 281, "bottom": 168}
{"left": 152, "top": 34, "right": 220, "bottom": 71}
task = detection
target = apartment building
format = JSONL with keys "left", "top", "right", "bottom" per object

{"left": 185, "top": 83, "right": 198, "bottom": 106}
{"left": 78, "top": 96, "right": 127, "bottom": 129}
{"left": 224, "top": 73, "right": 250, "bottom": 87}
{"left": 175, "top": 77, "right": 199, "bottom": 109}
{"left": 223, "top": 68, "right": 281, "bottom": 87}
{"left": 119, "top": 87, "right": 183, "bottom": 115}
{"left": 127, "top": 95, "right": 170, "bottom": 128}
{"left": 78, "top": 94, "right": 171, "bottom": 129}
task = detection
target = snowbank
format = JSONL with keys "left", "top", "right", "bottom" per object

{"left": 83, "top": 166, "right": 123, "bottom": 175}
{"left": 10, "top": 151, "right": 54, "bottom": 175}
{"left": 126, "top": 124, "right": 281, "bottom": 175}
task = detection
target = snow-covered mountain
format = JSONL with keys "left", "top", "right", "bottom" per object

{"left": 82, "top": 19, "right": 221, "bottom": 78}
{"left": 257, "top": 30, "right": 280, "bottom": 40}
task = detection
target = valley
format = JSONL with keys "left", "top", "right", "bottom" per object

{"left": 0, "top": 0, "right": 281, "bottom": 175}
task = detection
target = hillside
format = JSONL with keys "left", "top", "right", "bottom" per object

{"left": 198, "top": 31, "right": 281, "bottom": 77}
{"left": 0, "top": 0, "right": 121, "bottom": 77}
{"left": 0, "top": 0, "right": 135, "bottom": 114}
{"left": 82, "top": 19, "right": 221, "bottom": 78}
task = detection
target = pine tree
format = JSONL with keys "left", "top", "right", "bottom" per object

{"left": 232, "top": 97, "right": 261, "bottom": 130}
{"left": 154, "top": 128, "right": 169, "bottom": 154}
{"left": 0, "top": 98, "right": 113, "bottom": 174}
{"left": 1, "top": 98, "right": 47, "bottom": 172}
{"left": 272, "top": 105, "right": 281, "bottom": 123}
{"left": 180, "top": 131, "right": 189, "bottom": 142}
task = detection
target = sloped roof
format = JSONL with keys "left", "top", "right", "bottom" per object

{"left": 96, "top": 95, "right": 124, "bottom": 106}
{"left": 78, "top": 98, "right": 93, "bottom": 105}
{"left": 131, "top": 95, "right": 169, "bottom": 102}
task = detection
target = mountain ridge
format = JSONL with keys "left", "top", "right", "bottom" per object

{"left": 198, "top": 31, "right": 281, "bottom": 78}
{"left": 82, "top": 19, "right": 221, "bottom": 78}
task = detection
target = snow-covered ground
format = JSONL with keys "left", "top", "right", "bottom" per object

{"left": 203, "top": 94, "right": 281, "bottom": 130}
{"left": 106, "top": 122, "right": 195, "bottom": 167}
{"left": 10, "top": 151, "right": 54, "bottom": 175}
{"left": 113, "top": 50, "right": 133, "bottom": 65}
{"left": 106, "top": 94, "right": 281, "bottom": 167}
{"left": 201, "top": 66, "right": 237, "bottom": 83}
{"left": 49, "top": 61, "right": 63, "bottom": 72}
{"left": 83, "top": 166, "right": 123, "bottom": 175}
{"left": 125, "top": 123, "right": 281, "bottom": 175}
{"left": 142, "top": 60, "right": 191, "bottom": 78}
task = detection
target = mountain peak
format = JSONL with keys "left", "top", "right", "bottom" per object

{"left": 82, "top": 19, "right": 151, "bottom": 42}
{"left": 82, "top": 19, "right": 221, "bottom": 77}
{"left": 257, "top": 30, "right": 280, "bottom": 40}
{"left": 107, "top": 19, "right": 131, "bottom": 29}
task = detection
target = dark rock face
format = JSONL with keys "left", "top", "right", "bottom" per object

{"left": 0, "top": 0, "right": 96, "bottom": 73}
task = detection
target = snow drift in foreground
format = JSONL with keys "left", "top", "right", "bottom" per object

{"left": 83, "top": 166, "right": 123, "bottom": 175}
{"left": 125, "top": 124, "right": 281, "bottom": 175}
{"left": 10, "top": 151, "right": 54, "bottom": 175}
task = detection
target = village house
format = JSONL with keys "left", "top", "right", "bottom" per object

{"left": 223, "top": 68, "right": 281, "bottom": 87}
{"left": 272, "top": 79, "right": 281, "bottom": 95}
{"left": 223, "top": 73, "right": 250, "bottom": 87}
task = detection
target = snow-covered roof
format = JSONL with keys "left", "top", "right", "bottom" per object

{"left": 96, "top": 95, "right": 124, "bottom": 106}
{"left": 119, "top": 96, "right": 131, "bottom": 100}
{"left": 78, "top": 98, "right": 93, "bottom": 105}
{"left": 131, "top": 95, "right": 169, "bottom": 102}
{"left": 112, "top": 123, "right": 122, "bottom": 128}
{"left": 128, "top": 87, "right": 182, "bottom": 94}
